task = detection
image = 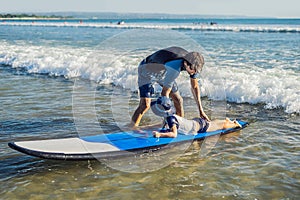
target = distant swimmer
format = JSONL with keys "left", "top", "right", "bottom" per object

{"left": 117, "top": 20, "right": 125, "bottom": 25}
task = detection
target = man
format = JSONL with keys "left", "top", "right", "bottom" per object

{"left": 132, "top": 46, "right": 210, "bottom": 127}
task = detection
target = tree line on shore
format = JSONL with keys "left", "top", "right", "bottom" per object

{"left": 0, "top": 13, "right": 71, "bottom": 19}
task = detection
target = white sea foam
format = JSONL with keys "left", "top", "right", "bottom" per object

{"left": 1, "top": 21, "right": 300, "bottom": 33}
{"left": 0, "top": 41, "right": 299, "bottom": 114}
{"left": 201, "top": 64, "right": 300, "bottom": 114}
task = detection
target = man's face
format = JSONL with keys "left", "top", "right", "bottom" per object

{"left": 184, "top": 61, "right": 196, "bottom": 75}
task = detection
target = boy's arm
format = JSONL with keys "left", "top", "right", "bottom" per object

{"left": 152, "top": 124, "right": 178, "bottom": 138}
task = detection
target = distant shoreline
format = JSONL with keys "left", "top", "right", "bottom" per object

{"left": 0, "top": 12, "right": 298, "bottom": 20}
{"left": 0, "top": 17, "right": 69, "bottom": 20}
{"left": 0, "top": 13, "right": 72, "bottom": 20}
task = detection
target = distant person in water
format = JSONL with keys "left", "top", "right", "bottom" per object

{"left": 151, "top": 97, "right": 242, "bottom": 138}
{"left": 131, "top": 46, "right": 210, "bottom": 127}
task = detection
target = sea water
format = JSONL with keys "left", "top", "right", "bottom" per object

{"left": 0, "top": 16, "right": 299, "bottom": 199}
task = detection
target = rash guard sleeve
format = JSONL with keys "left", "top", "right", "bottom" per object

{"left": 166, "top": 116, "right": 179, "bottom": 129}
{"left": 163, "top": 59, "right": 182, "bottom": 88}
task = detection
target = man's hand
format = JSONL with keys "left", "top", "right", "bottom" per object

{"left": 201, "top": 112, "right": 210, "bottom": 121}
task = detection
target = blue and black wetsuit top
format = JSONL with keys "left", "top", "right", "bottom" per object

{"left": 144, "top": 46, "right": 199, "bottom": 79}
{"left": 138, "top": 47, "right": 199, "bottom": 97}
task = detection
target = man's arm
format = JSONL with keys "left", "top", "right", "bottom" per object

{"left": 190, "top": 78, "right": 210, "bottom": 121}
{"left": 161, "top": 63, "right": 180, "bottom": 97}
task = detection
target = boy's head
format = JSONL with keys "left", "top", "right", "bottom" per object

{"left": 151, "top": 96, "right": 175, "bottom": 117}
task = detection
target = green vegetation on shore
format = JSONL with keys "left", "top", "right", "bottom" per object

{"left": 0, "top": 13, "right": 72, "bottom": 19}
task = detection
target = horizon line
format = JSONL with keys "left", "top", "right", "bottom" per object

{"left": 0, "top": 11, "right": 299, "bottom": 19}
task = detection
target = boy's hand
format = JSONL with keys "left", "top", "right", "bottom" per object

{"left": 152, "top": 131, "right": 161, "bottom": 138}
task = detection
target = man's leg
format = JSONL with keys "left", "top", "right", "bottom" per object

{"left": 131, "top": 97, "right": 152, "bottom": 127}
{"left": 170, "top": 91, "right": 184, "bottom": 117}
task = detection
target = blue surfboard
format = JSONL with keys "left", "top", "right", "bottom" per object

{"left": 8, "top": 120, "right": 248, "bottom": 160}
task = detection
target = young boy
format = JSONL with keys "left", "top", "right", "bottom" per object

{"left": 151, "top": 98, "right": 242, "bottom": 138}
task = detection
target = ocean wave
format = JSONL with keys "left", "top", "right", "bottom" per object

{"left": 1, "top": 21, "right": 300, "bottom": 33}
{"left": 0, "top": 41, "right": 299, "bottom": 114}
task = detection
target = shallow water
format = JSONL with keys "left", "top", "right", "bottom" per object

{"left": 0, "top": 16, "right": 299, "bottom": 199}
{"left": 1, "top": 65, "right": 299, "bottom": 199}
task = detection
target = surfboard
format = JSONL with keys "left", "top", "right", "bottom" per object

{"left": 8, "top": 120, "right": 248, "bottom": 160}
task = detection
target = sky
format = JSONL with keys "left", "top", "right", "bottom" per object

{"left": 0, "top": 0, "right": 299, "bottom": 18}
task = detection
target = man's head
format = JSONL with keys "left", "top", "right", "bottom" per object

{"left": 183, "top": 52, "right": 205, "bottom": 74}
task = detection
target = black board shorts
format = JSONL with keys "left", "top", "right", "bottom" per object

{"left": 193, "top": 118, "right": 210, "bottom": 133}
